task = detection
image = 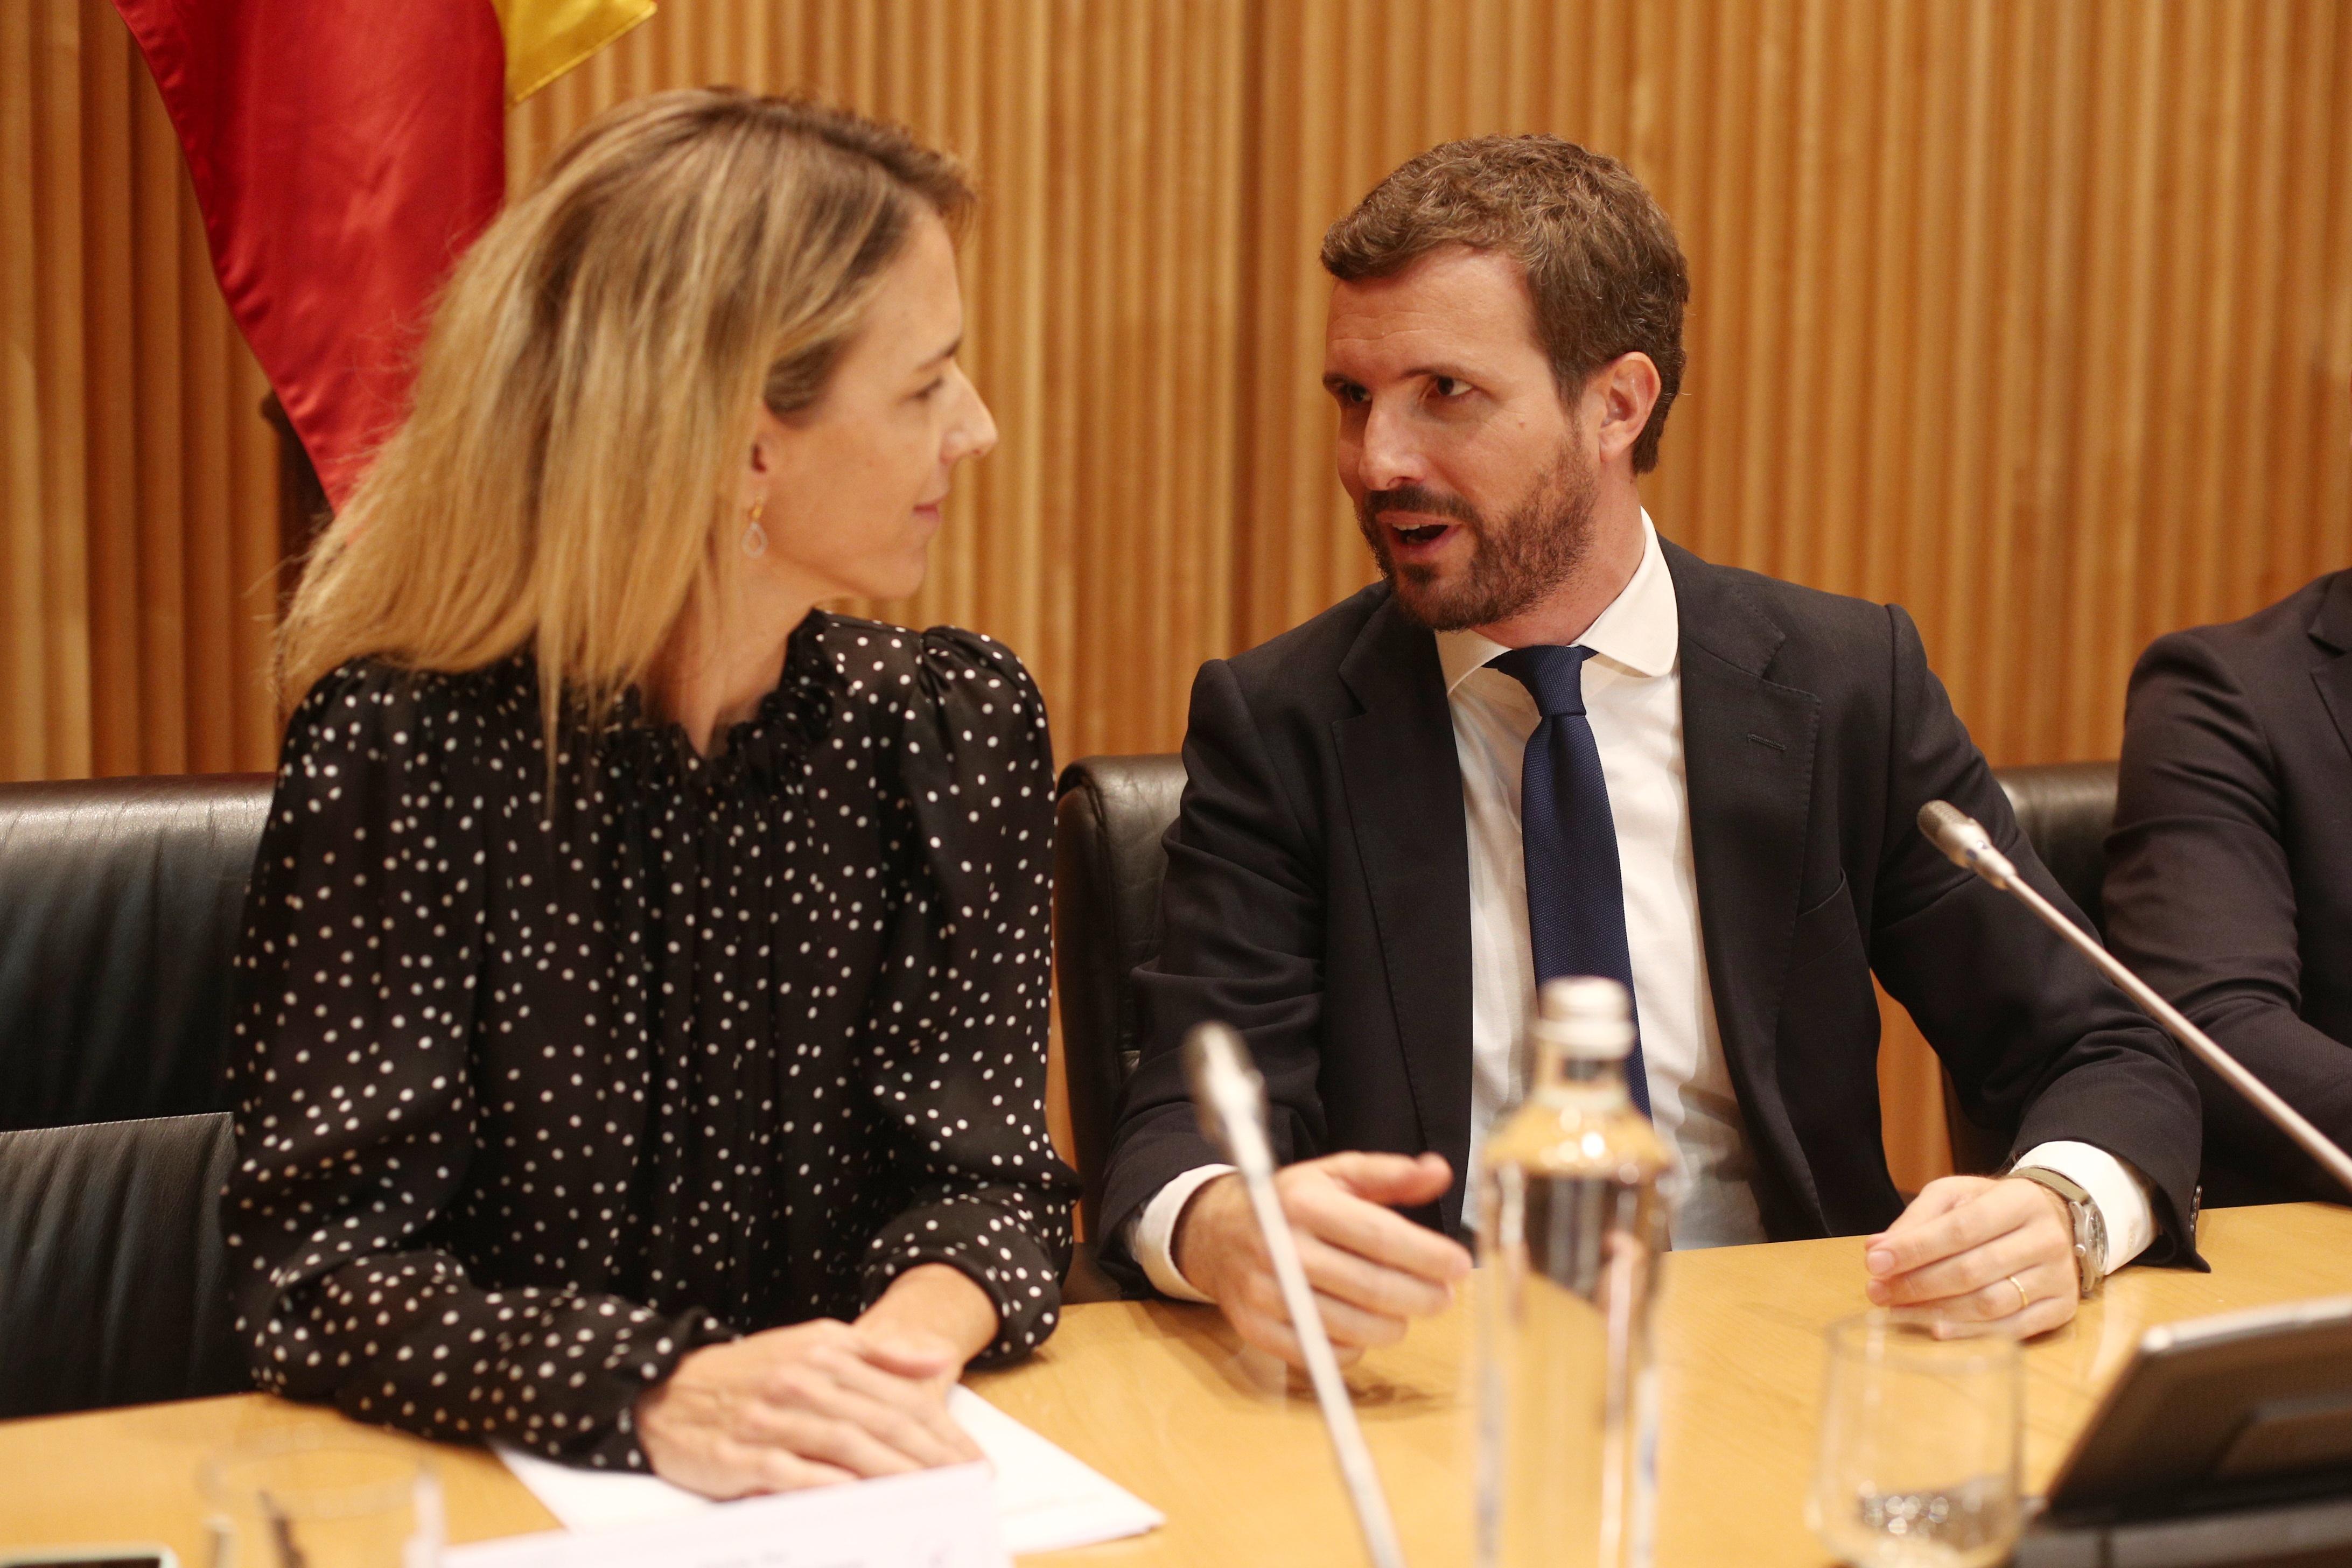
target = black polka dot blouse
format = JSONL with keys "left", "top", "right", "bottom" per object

{"left": 221, "top": 613, "right": 1076, "bottom": 1469}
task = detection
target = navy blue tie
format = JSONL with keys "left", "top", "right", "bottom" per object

{"left": 1488, "top": 645, "right": 1650, "bottom": 1117}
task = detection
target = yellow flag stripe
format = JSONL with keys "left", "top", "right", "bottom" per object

{"left": 492, "top": 0, "right": 658, "bottom": 104}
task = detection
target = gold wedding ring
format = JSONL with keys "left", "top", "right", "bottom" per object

{"left": 2007, "top": 1273, "right": 2031, "bottom": 1314}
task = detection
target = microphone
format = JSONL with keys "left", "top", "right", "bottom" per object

{"left": 1181, "top": 1022, "right": 1408, "bottom": 1568}
{"left": 1918, "top": 800, "right": 2352, "bottom": 1198}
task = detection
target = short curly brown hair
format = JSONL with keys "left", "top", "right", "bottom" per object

{"left": 1322, "top": 135, "right": 1689, "bottom": 473}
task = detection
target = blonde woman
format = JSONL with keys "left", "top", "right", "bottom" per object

{"left": 223, "top": 90, "right": 1074, "bottom": 1498}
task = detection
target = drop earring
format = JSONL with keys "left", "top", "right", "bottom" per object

{"left": 741, "top": 496, "right": 769, "bottom": 557}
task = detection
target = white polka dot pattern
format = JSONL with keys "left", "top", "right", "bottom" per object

{"left": 221, "top": 614, "right": 1075, "bottom": 1470}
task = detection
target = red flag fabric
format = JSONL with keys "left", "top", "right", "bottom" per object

{"left": 111, "top": 2, "right": 507, "bottom": 507}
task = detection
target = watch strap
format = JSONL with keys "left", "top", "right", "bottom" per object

{"left": 2008, "top": 1165, "right": 2106, "bottom": 1298}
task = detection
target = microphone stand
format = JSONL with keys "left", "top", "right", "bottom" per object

{"left": 1182, "top": 1021, "right": 1409, "bottom": 1568}
{"left": 1919, "top": 801, "right": 2352, "bottom": 1198}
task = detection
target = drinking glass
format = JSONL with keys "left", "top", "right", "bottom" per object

{"left": 1808, "top": 1312, "right": 2024, "bottom": 1568}
{"left": 201, "top": 1431, "right": 441, "bottom": 1568}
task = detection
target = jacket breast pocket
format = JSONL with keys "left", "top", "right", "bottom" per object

{"left": 1786, "top": 872, "right": 1866, "bottom": 982}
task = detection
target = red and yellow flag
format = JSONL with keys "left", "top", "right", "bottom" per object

{"left": 496, "top": 1, "right": 656, "bottom": 102}
{"left": 110, "top": 1, "right": 655, "bottom": 507}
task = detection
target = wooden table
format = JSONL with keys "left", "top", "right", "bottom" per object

{"left": 6, "top": 1203, "right": 2349, "bottom": 1565}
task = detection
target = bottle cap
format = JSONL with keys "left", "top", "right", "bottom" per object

{"left": 1533, "top": 976, "right": 1635, "bottom": 1060}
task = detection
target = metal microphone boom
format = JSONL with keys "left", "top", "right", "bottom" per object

{"left": 1181, "top": 1021, "right": 1408, "bottom": 1568}
{"left": 1916, "top": 799, "right": 2352, "bottom": 1199}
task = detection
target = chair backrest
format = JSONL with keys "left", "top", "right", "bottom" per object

{"left": 0, "top": 1111, "right": 249, "bottom": 1416}
{"left": 1048, "top": 752, "right": 2123, "bottom": 1201}
{"left": 1992, "top": 761, "right": 2119, "bottom": 937}
{"left": 1053, "top": 755, "right": 1188, "bottom": 1233}
{"left": 0, "top": 774, "right": 272, "bottom": 1130}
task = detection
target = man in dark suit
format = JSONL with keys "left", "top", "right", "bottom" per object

{"left": 2108, "top": 571, "right": 2352, "bottom": 1207}
{"left": 1097, "top": 135, "right": 2202, "bottom": 1366}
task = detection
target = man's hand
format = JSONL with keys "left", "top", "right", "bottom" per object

{"left": 636, "top": 1306, "right": 984, "bottom": 1499}
{"left": 1171, "top": 1150, "right": 1473, "bottom": 1368}
{"left": 1865, "top": 1175, "right": 2080, "bottom": 1339}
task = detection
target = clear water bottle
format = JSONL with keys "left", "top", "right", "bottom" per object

{"left": 1475, "top": 977, "right": 1675, "bottom": 1568}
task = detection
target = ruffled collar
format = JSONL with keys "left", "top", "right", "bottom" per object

{"left": 597, "top": 611, "right": 844, "bottom": 794}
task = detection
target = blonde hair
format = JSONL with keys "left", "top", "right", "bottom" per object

{"left": 276, "top": 89, "right": 973, "bottom": 749}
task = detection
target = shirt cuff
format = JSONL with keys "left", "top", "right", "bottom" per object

{"left": 2013, "top": 1140, "right": 2155, "bottom": 1273}
{"left": 1124, "top": 1163, "right": 1236, "bottom": 1304}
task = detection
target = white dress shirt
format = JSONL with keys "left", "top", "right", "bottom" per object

{"left": 1130, "top": 514, "right": 2154, "bottom": 1300}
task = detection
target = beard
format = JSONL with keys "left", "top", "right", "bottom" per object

{"left": 1355, "top": 442, "right": 1600, "bottom": 632}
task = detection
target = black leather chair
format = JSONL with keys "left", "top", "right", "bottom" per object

{"left": 0, "top": 774, "right": 272, "bottom": 1130}
{"left": 1054, "top": 756, "right": 1188, "bottom": 1237}
{"left": 1993, "top": 761, "right": 2119, "bottom": 939}
{"left": 1052, "top": 753, "right": 2124, "bottom": 1212}
{"left": 0, "top": 1111, "right": 249, "bottom": 1416}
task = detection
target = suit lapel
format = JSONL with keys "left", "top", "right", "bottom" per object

{"left": 1333, "top": 595, "right": 1477, "bottom": 1232}
{"left": 1664, "top": 542, "right": 1829, "bottom": 1233}
{"left": 2307, "top": 572, "right": 2352, "bottom": 770}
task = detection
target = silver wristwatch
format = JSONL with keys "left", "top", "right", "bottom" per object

{"left": 2009, "top": 1166, "right": 2106, "bottom": 1299}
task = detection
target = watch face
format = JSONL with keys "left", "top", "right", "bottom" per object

{"left": 2074, "top": 1201, "right": 2106, "bottom": 1290}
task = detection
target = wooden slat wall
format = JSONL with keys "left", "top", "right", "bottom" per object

{"left": 1, "top": 0, "right": 279, "bottom": 782}
{"left": 9, "top": 0, "right": 2352, "bottom": 1186}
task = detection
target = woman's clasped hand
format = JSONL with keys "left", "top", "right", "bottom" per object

{"left": 638, "top": 1260, "right": 1003, "bottom": 1495}
{"left": 636, "top": 1319, "right": 982, "bottom": 1496}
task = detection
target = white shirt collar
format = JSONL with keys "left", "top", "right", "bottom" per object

{"left": 1435, "top": 510, "right": 1679, "bottom": 694}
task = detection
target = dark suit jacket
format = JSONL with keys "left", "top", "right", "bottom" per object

{"left": 2106, "top": 570, "right": 2352, "bottom": 1207}
{"left": 1098, "top": 540, "right": 2203, "bottom": 1287}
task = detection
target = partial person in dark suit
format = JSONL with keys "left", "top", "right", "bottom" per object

{"left": 2106, "top": 571, "right": 2352, "bottom": 1207}
{"left": 1098, "top": 135, "right": 2204, "bottom": 1366}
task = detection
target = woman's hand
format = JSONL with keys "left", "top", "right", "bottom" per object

{"left": 635, "top": 1314, "right": 983, "bottom": 1499}
{"left": 853, "top": 1260, "right": 1002, "bottom": 1394}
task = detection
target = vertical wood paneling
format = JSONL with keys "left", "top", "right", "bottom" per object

{"left": 3, "top": 0, "right": 277, "bottom": 782}
{"left": 2, "top": 3, "right": 50, "bottom": 779}
{"left": 9, "top": 0, "right": 2352, "bottom": 1185}
{"left": 2, "top": 0, "right": 98, "bottom": 782}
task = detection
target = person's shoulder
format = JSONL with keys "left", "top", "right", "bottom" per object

{"left": 1663, "top": 541, "right": 1899, "bottom": 691}
{"left": 2143, "top": 570, "right": 2347, "bottom": 677}
{"left": 282, "top": 655, "right": 531, "bottom": 761}
{"left": 1221, "top": 581, "right": 1394, "bottom": 696}
{"left": 807, "top": 612, "right": 1048, "bottom": 758}
{"left": 809, "top": 611, "right": 1038, "bottom": 700}
{"left": 1667, "top": 542, "right": 1891, "bottom": 646}
{"left": 269, "top": 659, "right": 531, "bottom": 832}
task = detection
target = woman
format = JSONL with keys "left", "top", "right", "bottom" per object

{"left": 223, "top": 89, "right": 1075, "bottom": 1499}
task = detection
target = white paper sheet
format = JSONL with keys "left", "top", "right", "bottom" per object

{"left": 485, "top": 1386, "right": 1163, "bottom": 1558}
{"left": 446, "top": 1461, "right": 1006, "bottom": 1568}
